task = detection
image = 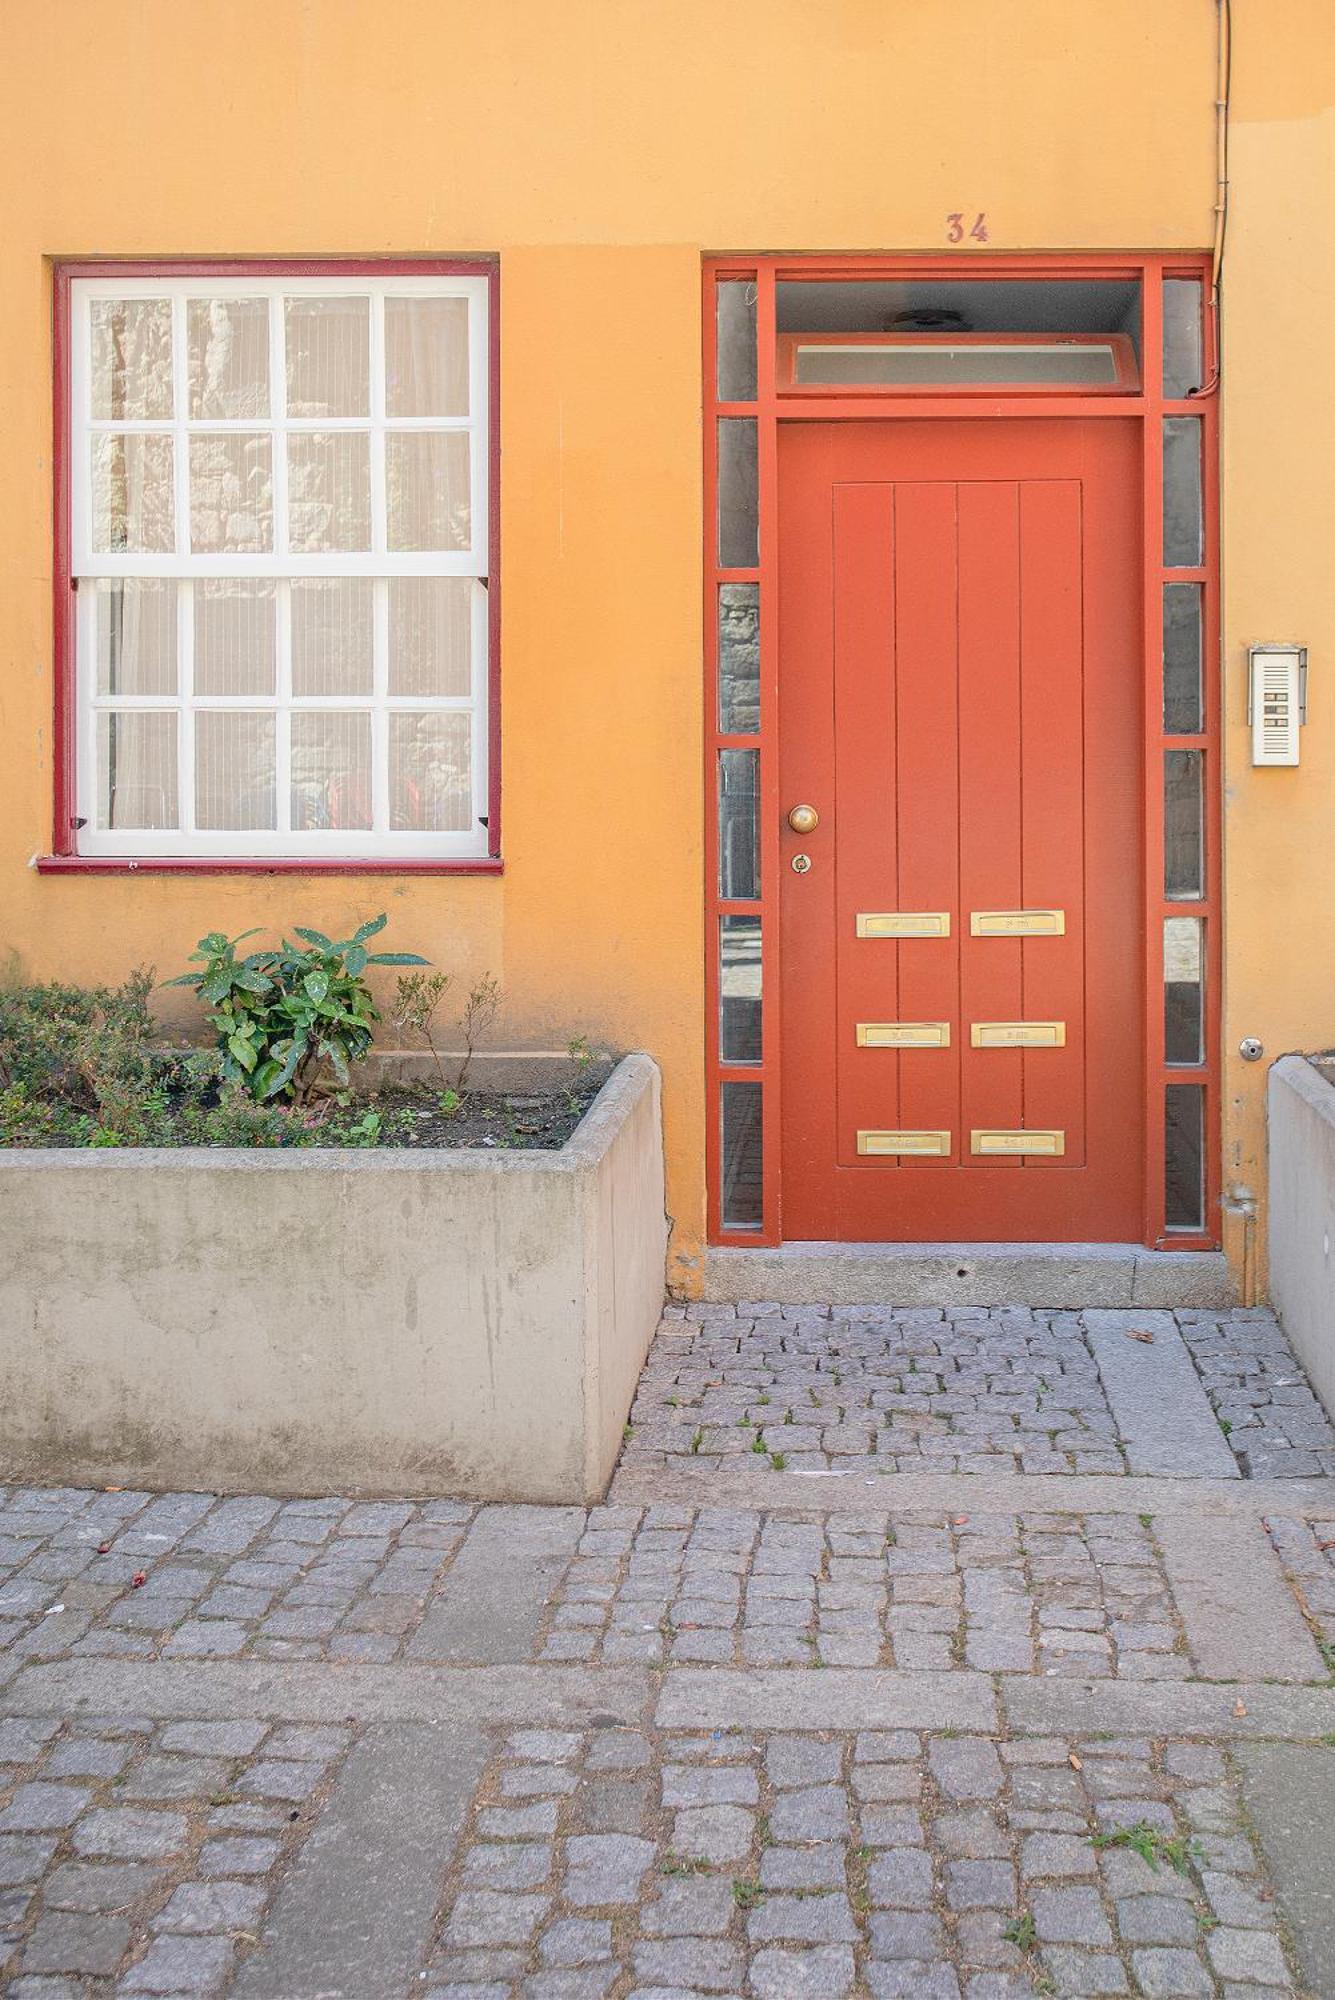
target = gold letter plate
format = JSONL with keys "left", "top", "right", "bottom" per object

{"left": 857, "top": 912, "right": 951, "bottom": 938}
{"left": 857, "top": 1130, "right": 952, "bottom": 1156}
{"left": 971, "top": 1129, "right": 1066, "bottom": 1156}
{"left": 970, "top": 909, "right": 1065, "bottom": 937}
{"left": 857, "top": 1022, "right": 951, "bottom": 1048}
{"left": 970, "top": 1021, "right": 1067, "bottom": 1048}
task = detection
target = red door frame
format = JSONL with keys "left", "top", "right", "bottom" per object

{"left": 704, "top": 252, "right": 1221, "bottom": 1251}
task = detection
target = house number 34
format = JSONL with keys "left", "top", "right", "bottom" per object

{"left": 946, "top": 212, "right": 990, "bottom": 244}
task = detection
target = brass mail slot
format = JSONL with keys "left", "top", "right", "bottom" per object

{"left": 971, "top": 1129, "right": 1066, "bottom": 1156}
{"left": 857, "top": 1021, "right": 951, "bottom": 1049}
{"left": 858, "top": 1129, "right": 952, "bottom": 1156}
{"left": 971, "top": 1021, "right": 1067, "bottom": 1049}
{"left": 971, "top": 909, "right": 1066, "bottom": 937}
{"left": 857, "top": 911, "right": 951, "bottom": 938}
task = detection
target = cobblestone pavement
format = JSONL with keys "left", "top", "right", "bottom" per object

{"left": 422, "top": 1725, "right": 1293, "bottom": 2000}
{"left": 2, "top": 1301, "right": 1335, "bottom": 1995}
{"left": 622, "top": 1305, "right": 1335, "bottom": 1480}
{"left": 536, "top": 1507, "right": 1191, "bottom": 1677}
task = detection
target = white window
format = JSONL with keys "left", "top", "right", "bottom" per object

{"left": 67, "top": 271, "right": 492, "bottom": 859}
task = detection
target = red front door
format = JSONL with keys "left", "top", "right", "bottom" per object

{"left": 778, "top": 418, "right": 1143, "bottom": 1241}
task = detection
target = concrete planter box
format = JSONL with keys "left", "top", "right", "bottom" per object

{"left": 1268, "top": 1053, "right": 1335, "bottom": 1423}
{"left": 0, "top": 1053, "right": 666, "bottom": 1504}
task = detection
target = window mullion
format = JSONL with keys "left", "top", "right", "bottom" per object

{"left": 373, "top": 576, "right": 389, "bottom": 836}
{"left": 179, "top": 580, "right": 196, "bottom": 838}
{"left": 276, "top": 579, "right": 292, "bottom": 838}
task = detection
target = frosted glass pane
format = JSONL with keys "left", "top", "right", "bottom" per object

{"left": 1164, "top": 915, "right": 1204, "bottom": 1067}
{"left": 1163, "top": 279, "right": 1203, "bottom": 398}
{"left": 287, "top": 432, "right": 371, "bottom": 553}
{"left": 1163, "top": 418, "right": 1203, "bottom": 567}
{"left": 389, "top": 577, "right": 472, "bottom": 696}
{"left": 717, "top": 418, "right": 758, "bottom": 567}
{"left": 718, "top": 583, "right": 759, "bottom": 733}
{"left": 721, "top": 1081, "right": 763, "bottom": 1230}
{"left": 187, "top": 298, "right": 270, "bottom": 418}
{"left": 292, "top": 578, "right": 373, "bottom": 696}
{"left": 291, "top": 711, "right": 373, "bottom": 831}
{"left": 1164, "top": 749, "right": 1205, "bottom": 900}
{"left": 1165, "top": 1083, "right": 1205, "bottom": 1231}
{"left": 1163, "top": 583, "right": 1203, "bottom": 735}
{"left": 386, "top": 432, "right": 470, "bottom": 551}
{"left": 389, "top": 712, "right": 471, "bottom": 832}
{"left": 189, "top": 434, "right": 273, "bottom": 553}
{"left": 285, "top": 296, "right": 370, "bottom": 418}
{"left": 90, "top": 299, "right": 173, "bottom": 420}
{"left": 718, "top": 748, "right": 759, "bottom": 899}
{"left": 716, "top": 280, "right": 757, "bottom": 401}
{"left": 194, "top": 711, "right": 276, "bottom": 830}
{"left": 94, "top": 580, "right": 177, "bottom": 696}
{"left": 794, "top": 342, "right": 1118, "bottom": 386}
{"left": 97, "top": 712, "right": 178, "bottom": 830}
{"left": 91, "top": 434, "right": 175, "bottom": 553}
{"left": 193, "top": 580, "right": 276, "bottom": 696}
{"left": 385, "top": 297, "right": 469, "bottom": 418}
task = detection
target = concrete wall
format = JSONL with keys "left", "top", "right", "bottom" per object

{"left": 0, "top": 1055, "right": 666, "bottom": 1503}
{"left": 1267, "top": 1056, "right": 1335, "bottom": 1423}
{"left": 3, "top": 2, "right": 1335, "bottom": 1286}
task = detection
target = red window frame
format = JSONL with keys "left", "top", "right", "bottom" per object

{"left": 43, "top": 256, "right": 502, "bottom": 876}
{"left": 705, "top": 252, "right": 1222, "bottom": 1252}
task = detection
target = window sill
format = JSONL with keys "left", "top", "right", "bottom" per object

{"left": 34, "top": 855, "right": 504, "bottom": 878}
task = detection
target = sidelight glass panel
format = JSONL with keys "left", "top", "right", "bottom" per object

{"left": 718, "top": 583, "right": 760, "bottom": 734}
{"left": 721, "top": 1080, "right": 764, "bottom": 1230}
{"left": 1163, "top": 583, "right": 1204, "bottom": 735}
{"left": 717, "top": 418, "right": 758, "bottom": 568}
{"left": 1164, "top": 749, "right": 1205, "bottom": 899}
{"left": 716, "top": 280, "right": 758, "bottom": 402}
{"left": 1164, "top": 916, "right": 1205, "bottom": 1066}
{"left": 1165, "top": 1082, "right": 1205, "bottom": 1231}
{"left": 720, "top": 914, "right": 762, "bottom": 1064}
{"left": 718, "top": 748, "right": 759, "bottom": 900}
{"left": 1163, "top": 417, "right": 1203, "bottom": 567}
{"left": 1163, "top": 279, "right": 1203, "bottom": 398}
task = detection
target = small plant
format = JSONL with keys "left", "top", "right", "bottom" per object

{"left": 339, "top": 1110, "right": 383, "bottom": 1149}
{"left": 689, "top": 1427, "right": 705, "bottom": 1455}
{"left": 769, "top": 1451, "right": 788, "bottom": 1471}
{"left": 1003, "top": 1912, "right": 1037, "bottom": 1951}
{"left": 1091, "top": 1821, "right": 1201, "bottom": 1876}
{"left": 783, "top": 1409, "right": 795, "bottom": 1424}
{"left": 169, "top": 916, "right": 426, "bottom": 1103}
{"left": 454, "top": 974, "right": 502, "bottom": 1092}
{"left": 1318, "top": 1638, "right": 1335, "bottom": 1679}
{"left": 391, "top": 970, "right": 454, "bottom": 1093}
{"left": 438, "top": 1087, "right": 462, "bottom": 1118}
{"left": 751, "top": 1432, "right": 767, "bottom": 1455}
{"left": 1219, "top": 1416, "right": 1233, "bottom": 1437}
{"left": 623, "top": 1422, "right": 635, "bottom": 1443}
{"left": 661, "top": 1853, "right": 712, "bottom": 1877}
{"left": 731, "top": 1878, "right": 764, "bottom": 1909}
{"left": 1319, "top": 1730, "right": 1335, "bottom": 1747}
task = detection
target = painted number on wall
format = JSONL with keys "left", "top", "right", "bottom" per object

{"left": 946, "top": 212, "right": 990, "bottom": 244}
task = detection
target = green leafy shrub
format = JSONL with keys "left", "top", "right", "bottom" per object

{"left": 0, "top": 968, "right": 171, "bottom": 1144}
{"left": 167, "top": 915, "right": 427, "bottom": 1102}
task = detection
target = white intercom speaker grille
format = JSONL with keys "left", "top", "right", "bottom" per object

{"left": 1248, "top": 645, "right": 1306, "bottom": 767}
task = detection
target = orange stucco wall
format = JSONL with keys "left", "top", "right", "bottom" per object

{"left": 1, "top": 0, "right": 1333, "bottom": 1289}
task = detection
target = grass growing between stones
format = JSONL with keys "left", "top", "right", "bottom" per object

{"left": 1091, "top": 1819, "right": 1203, "bottom": 1875}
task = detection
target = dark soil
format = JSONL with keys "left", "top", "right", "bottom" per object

{"left": 348, "top": 1066, "right": 614, "bottom": 1150}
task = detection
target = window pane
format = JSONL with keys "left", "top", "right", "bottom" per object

{"left": 385, "top": 297, "right": 469, "bottom": 418}
{"left": 721, "top": 1081, "right": 763, "bottom": 1230}
{"left": 94, "top": 580, "right": 177, "bottom": 696}
{"left": 90, "top": 299, "right": 173, "bottom": 420}
{"left": 716, "top": 280, "right": 757, "bottom": 401}
{"left": 794, "top": 341, "right": 1120, "bottom": 386}
{"left": 1163, "top": 279, "right": 1203, "bottom": 398}
{"left": 284, "top": 296, "right": 370, "bottom": 418}
{"left": 1163, "top": 417, "right": 1203, "bottom": 566}
{"left": 291, "top": 712, "right": 373, "bottom": 831}
{"left": 193, "top": 580, "right": 276, "bottom": 696}
{"left": 187, "top": 298, "right": 269, "bottom": 419}
{"left": 189, "top": 434, "right": 273, "bottom": 554}
{"left": 718, "top": 418, "right": 758, "bottom": 568}
{"left": 91, "top": 434, "right": 175, "bottom": 554}
{"left": 386, "top": 432, "right": 470, "bottom": 551}
{"left": 1163, "top": 583, "right": 1203, "bottom": 734}
{"left": 718, "top": 583, "right": 760, "bottom": 734}
{"left": 292, "top": 578, "right": 373, "bottom": 697}
{"left": 1164, "top": 749, "right": 1204, "bottom": 899}
{"left": 390, "top": 712, "right": 472, "bottom": 832}
{"left": 720, "top": 914, "right": 762, "bottom": 1064}
{"left": 389, "top": 577, "right": 472, "bottom": 697}
{"left": 195, "top": 711, "right": 276, "bottom": 831}
{"left": 1165, "top": 1083, "right": 1205, "bottom": 1231}
{"left": 287, "top": 432, "right": 371, "bottom": 553}
{"left": 718, "top": 748, "right": 759, "bottom": 900}
{"left": 1164, "top": 916, "right": 1204, "bottom": 1067}
{"left": 96, "top": 713, "right": 178, "bottom": 830}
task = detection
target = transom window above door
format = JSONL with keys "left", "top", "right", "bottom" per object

{"left": 59, "top": 265, "right": 496, "bottom": 863}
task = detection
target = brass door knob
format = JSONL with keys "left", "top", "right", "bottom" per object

{"left": 787, "top": 803, "right": 820, "bottom": 835}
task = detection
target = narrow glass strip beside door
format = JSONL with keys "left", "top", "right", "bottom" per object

{"left": 719, "top": 914, "right": 762, "bottom": 1063}
{"left": 1165, "top": 1082, "right": 1206, "bottom": 1231}
{"left": 721, "top": 1081, "right": 763, "bottom": 1229}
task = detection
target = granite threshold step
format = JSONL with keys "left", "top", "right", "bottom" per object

{"left": 701, "top": 1239, "right": 1236, "bottom": 1309}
